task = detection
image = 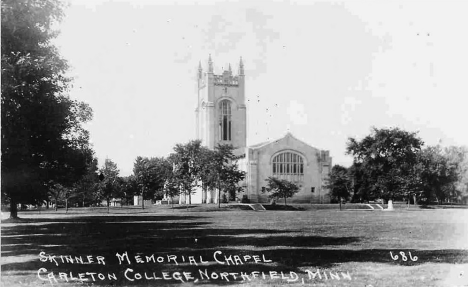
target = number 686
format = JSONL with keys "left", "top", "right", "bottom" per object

{"left": 390, "top": 251, "right": 418, "bottom": 262}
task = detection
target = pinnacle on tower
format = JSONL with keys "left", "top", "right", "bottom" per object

{"left": 198, "top": 61, "right": 202, "bottom": 79}
{"left": 239, "top": 56, "right": 244, "bottom": 75}
{"left": 228, "top": 63, "right": 232, "bottom": 74}
{"left": 208, "top": 54, "right": 213, "bottom": 73}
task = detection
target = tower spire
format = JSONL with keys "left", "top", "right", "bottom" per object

{"left": 228, "top": 63, "right": 232, "bottom": 74}
{"left": 239, "top": 56, "right": 244, "bottom": 75}
{"left": 198, "top": 61, "right": 202, "bottom": 79}
{"left": 208, "top": 54, "right": 213, "bottom": 73}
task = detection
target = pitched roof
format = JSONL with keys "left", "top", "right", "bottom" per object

{"left": 248, "top": 132, "right": 309, "bottom": 150}
{"left": 249, "top": 140, "right": 270, "bottom": 149}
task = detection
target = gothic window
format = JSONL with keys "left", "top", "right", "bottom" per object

{"left": 219, "top": 100, "right": 232, "bottom": 141}
{"left": 272, "top": 151, "right": 304, "bottom": 176}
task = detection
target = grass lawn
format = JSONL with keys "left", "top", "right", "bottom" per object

{"left": 1, "top": 204, "right": 468, "bottom": 286}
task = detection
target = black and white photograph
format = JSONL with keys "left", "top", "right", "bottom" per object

{"left": 1, "top": 0, "right": 468, "bottom": 286}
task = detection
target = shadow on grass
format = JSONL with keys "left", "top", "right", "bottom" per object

{"left": 226, "top": 205, "right": 254, "bottom": 211}
{"left": 263, "top": 205, "right": 304, "bottom": 211}
{"left": 1, "top": 215, "right": 203, "bottom": 224}
{"left": 167, "top": 205, "right": 200, "bottom": 210}
{"left": 2, "top": 214, "right": 467, "bottom": 286}
{"left": 418, "top": 205, "right": 467, "bottom": 210}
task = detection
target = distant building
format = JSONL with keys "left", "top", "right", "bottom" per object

{"left": 102, "top": 198, "right": 121, "bottom": 207}
{"left": 133, "top": 196, "right": 152, "bottom": 207}
{"left": 185, "top": 56, "right": 332, "bottom": 204}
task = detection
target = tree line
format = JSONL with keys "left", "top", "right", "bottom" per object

{"left": 2, "top": 0, "right": 95, "bottom": 218}
{"left": 0, "top": 0, "right": 247, "bottom": 217}
{"left": 3, "top": 0, "right": 468, "bottom": 219}
{"left": 80, "top": 141, "right": 246, "bottom": 212}
{"left": 327, "top": 127, "right": 468, "bottom": 207}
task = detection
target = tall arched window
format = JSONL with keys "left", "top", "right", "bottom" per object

{"left": 219, "top": 100, "right": 232, "bottom": 141}
{"left": 272, "top": 151, "right": 304, "bottom": 181}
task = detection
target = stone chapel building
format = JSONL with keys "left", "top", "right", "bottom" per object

{"left": 189, "top": 55, "right": 332, "bottom": 204}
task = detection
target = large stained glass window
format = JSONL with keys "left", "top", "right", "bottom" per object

{"left": 219, "top": 100, "right": 231, "bottom": 141}
{"left": 272, "top": 152, "right": 304, "bottom": 179}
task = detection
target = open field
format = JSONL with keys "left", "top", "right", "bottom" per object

{"left": 1, "top": 205, "right": 468, "bottom": 286}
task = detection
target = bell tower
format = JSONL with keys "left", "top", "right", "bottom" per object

{"left": 195, "top": 55, "right": 246, "bottom": 152}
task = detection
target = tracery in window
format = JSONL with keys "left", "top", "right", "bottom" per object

{"left": 272, "top": 152, "right": 304, "bottom": 178}
{"left": 219, "top": 100, "right": 232, "bottom": 141}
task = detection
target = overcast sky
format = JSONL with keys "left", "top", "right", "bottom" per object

{"left": 54, "top": 0, "right": 468, "bottom": 176}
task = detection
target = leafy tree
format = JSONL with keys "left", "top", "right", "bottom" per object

{"left": 264, "top": 177, "right": 300, "bottom": 205}
{"left": 169, "top": 142, "right": 245, "bottom": 207}
{"left": 120, "top": 175, "right": 139, "bottom": 206}
{"left": 1, "top": 0, "right": 94, "bottom": 218}
{"left": 98, "top": 159, "right": 121, "bottom": 213}
{"left": 348, "top": 163, "right": 372, "bottom": 203}
{"left": 325, "top": 165, "right": 351, "bottom": 210}
{"left": 418, "top": 146, "right": 463, "bottom": 204}
{"left": 45, "top": 182, "right": 75, "bottom": 212}
{"left": 172, "top": 140, "right": 204, "bottom": 205}
{"left": 133, "top": 156, "right": 170, "bottom": 209}
{"left": 221, "top": 164, "right": 246, "bottom": 201}
{"left": 403, "top": 154, "right": 425, "bottom": 206}
{"left": 209, "top": 144, "right": 246, "bottom": 207}
{"left": 62, "top": 187, "right": 76, "bottom": 213}
{"left": 157, "top": 157, "right": 174, "bottom": 200}
{"left": 164, "top": 153, "right": 183, "bottom": 206}
{"left": 73, "top": 157, "right": 100, "bottom": 207}
{"left": 197, "top": 147, "right": 218, "bottom": 202}
{"left": 443, "top": 146, "right": 468, "bottom": 203}
{"left": 346, "top": 127, "right": 424, "bottom": 202}
{"left": 48, "top": 182, "right": 65, "bottom": 211}
{"left": 163, "top": 176, "right": 180, "bottom": 208}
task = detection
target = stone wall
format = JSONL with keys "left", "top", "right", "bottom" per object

{"left": 196, "top": 68, "right": 246, "bottom": 151}
{"left": 246, "top": 133, "right": 332, "bottom": 203}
